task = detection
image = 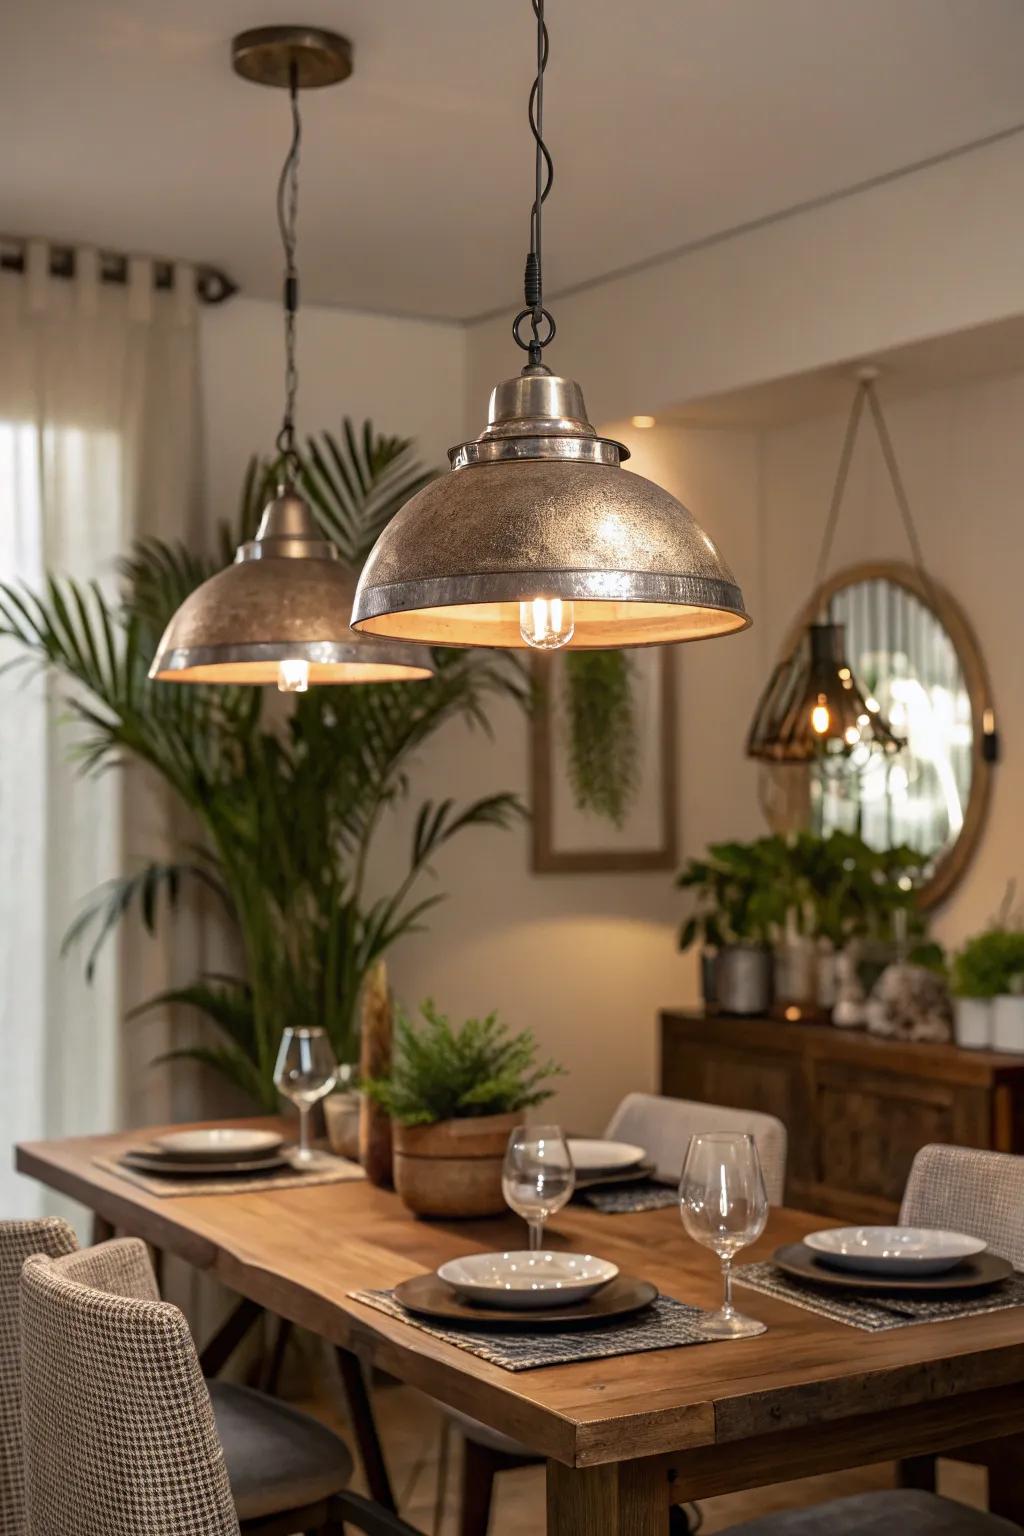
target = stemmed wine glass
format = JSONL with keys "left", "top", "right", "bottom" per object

{"left": 502, "top": 1124, "right": 575, "bottom": 1251}
{"left": 273, "top": 1027, "right": 338, "bottom": 1166}
{"left": 679, "top": 1132, "right": 768, "bottom": 1339}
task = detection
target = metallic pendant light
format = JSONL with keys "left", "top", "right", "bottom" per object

{"left": 351, "top": 1, "right": 749, "bottom": 651}
{"left": 151, "top": 28, "right": 432, "bottom": 690}
{"left": 747, "top": 369, "right": 916, "bottom": 763}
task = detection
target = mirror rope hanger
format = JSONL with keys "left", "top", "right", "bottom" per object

{"left": 747, "top": 368, "right": 939, "bottom": 764}
{"left": 350, "top": 0, "right": 751, "bottom": 651}
{"left": 150, "top": 27, "right": 433, "bottom": 689}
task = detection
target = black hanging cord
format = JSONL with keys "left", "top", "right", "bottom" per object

{"left": 513, "top": 0, "right": 556, "bottom": 365}
{"left": 275, "top": 59, "right": 302, "bottom": 476}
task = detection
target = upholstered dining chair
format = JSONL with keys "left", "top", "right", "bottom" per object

{"left": 444, "top": 1092, "right": 789, "bottom": 1536}
{"left": 0, "top": 1218, "right": 78, "bottom": 1535}
{"left": 897, "top": 1144, "right": 1024, "bottom": 1522}
{"left": 604, "top": 1092, "right": 788, "bottom": 1201}
{"left": 18, "top": 1237, "right": 359, "bottom": 1536}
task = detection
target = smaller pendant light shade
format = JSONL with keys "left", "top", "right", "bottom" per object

{"left": 150, "top": 489, "right": 433, "bottom": 686}
{"left": 747, "top": 622, "right": 903, "bottom": 764}
{"left": 350, "top": 369, "right": 750, "bottom": 649}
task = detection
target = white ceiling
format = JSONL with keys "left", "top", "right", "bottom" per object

{"left": 6, "top": 1, "right": 1024, "bottom": 321}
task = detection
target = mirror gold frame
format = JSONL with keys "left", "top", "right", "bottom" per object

{"left": 764, "top": 561, "right": 995, "bottom": 910}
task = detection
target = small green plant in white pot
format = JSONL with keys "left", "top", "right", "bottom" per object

{"left": 951, "top": 928, "right": 1024, "bottom": 1051}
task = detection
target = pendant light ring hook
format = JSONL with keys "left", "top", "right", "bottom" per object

{"left": 513, "top": 305, "right": 556, "bottom": 363}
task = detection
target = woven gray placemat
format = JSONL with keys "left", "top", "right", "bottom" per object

{"left": 579, "top": 1180, "right": 678, "bottom": 1215}
{"left": 734, "top": 1261, "right": 1024, "bottom": 1332}
{"left": 95, "top": 1150, "right": 365, "bottom": 1198}
{"left": 350, "top": 1288, "right": 720, "bottom": 1371}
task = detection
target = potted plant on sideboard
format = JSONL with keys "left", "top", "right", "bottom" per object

{"left": 677, "top": 840, "right": 785, "bottom": 1015}
{"left": 364, "top": 1001, "right": 564, "bottom": 1218}
{"left": 952, "top": 925, "right": 1024, "bottom": 1051}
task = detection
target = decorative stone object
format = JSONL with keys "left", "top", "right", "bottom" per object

{"left": 359, "top": 961, "right": 394, "bottom": 1187}
{"left": 866, "top": 963, "right": 953, "bottom": 1043}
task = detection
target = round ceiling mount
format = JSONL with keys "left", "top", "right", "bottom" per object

{"left": 231, "top": 26, "right": 353, "bottom": 90}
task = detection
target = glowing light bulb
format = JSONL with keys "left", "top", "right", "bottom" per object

{"left": 810, "top": 696, "right": 831, "bottom": 735}
{"left": 865, "top": 696, "right": 880, "bottom": 713}
{"left": 631, "top": 414, "right": 656, "bottom": 429}
{"left": 519, "top": 597, "right": 575, "bottom": 650}
{"left": 844, "top": 725, "right": 861, "bottom": 746}
{"left": 277, "top": 659, "right": 310, "bottom": 693}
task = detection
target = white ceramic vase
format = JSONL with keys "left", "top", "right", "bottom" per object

{"left": 953, "top": 997, "right": 992, "bottom": 1050}
{"left": 992, "top": 995, "right": 1024, "bottom": 1053}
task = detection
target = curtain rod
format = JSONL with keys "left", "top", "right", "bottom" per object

{"left": 0, "top": 237, "right": 237, "bottom": 305}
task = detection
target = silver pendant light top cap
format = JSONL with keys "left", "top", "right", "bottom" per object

{"left": 236, "top": 487, "right": 338, "bottom": 564}
{"left": 450, "top": 366, "right": 629, "bottom": 471}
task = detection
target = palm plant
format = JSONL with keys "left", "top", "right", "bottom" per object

{"left": 0, "top": 421, "right": 528, "bottom": 1109}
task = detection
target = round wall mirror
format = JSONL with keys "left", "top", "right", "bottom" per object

{"left": 760, "top": 562, "right": 996, "bottom": 908}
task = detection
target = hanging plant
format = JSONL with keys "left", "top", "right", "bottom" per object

{"left": 562, "top": 651, "right": 639, "bottom": 827}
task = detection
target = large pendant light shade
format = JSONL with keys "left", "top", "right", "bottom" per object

{"left": 152, "top": 26, "right": 432, "bottom": 690}
{"left": 352, "top": 1, "right": 749, "bottom": 653}
{"left": 151, "top": 488, "right": 432, "bottom": 686}
{"left": 352, "top": 369, "right": 749, "bottom": 650}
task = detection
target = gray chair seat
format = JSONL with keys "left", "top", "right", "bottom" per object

{"left": 210, "top": 1380, "right": 353, "bottom": 1521}
{"left": 722, "top": 1490, "right": 1022, "bottom": 1535}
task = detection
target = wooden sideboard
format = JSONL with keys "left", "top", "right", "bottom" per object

{"left": 660, "top": 1009, "right": 1024, "bottom": 1221}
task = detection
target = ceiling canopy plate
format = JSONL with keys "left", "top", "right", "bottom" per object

{"left": 231, "top": 26, "right": 353, "bottom": 91}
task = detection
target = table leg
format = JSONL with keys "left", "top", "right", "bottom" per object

{"left": 546, "top": 1458, "right": 668, "bottom": 1535}
{"left": 199, "top": 1297, "right": 264, "bottom": 1377}
{"left": 336, "top": 1346, "right": 397, "bottom": 1513}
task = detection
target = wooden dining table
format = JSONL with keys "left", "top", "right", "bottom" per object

{"left": 16, "top": 1118, "right": 1024, "bottom": 1535}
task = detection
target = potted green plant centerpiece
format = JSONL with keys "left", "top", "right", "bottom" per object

{"left": 677, "top": 839, "right": 787, "bottom": 1014}
{"left": 365, "top": 1001, "right": 564, "bottom": 1218}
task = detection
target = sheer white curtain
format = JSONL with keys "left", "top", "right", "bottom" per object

{"left": 0, "top": 243, "right": 204, "bottom": 1215}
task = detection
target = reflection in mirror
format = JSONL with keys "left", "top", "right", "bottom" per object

{"left": 762, "top": 563, "right": 995, "bottom": 909}
{"left": 816, "top": 578, "right": 971, "bottom": 860}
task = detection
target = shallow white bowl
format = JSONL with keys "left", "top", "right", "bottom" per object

{"left": 437, "top": 1251, "right": 619, "bottom": 1310}
{"left": 567, "top": 1138, "right": 645, "bottom": 1173}
{"left": 152, "top": 1128, "right": 283, "bottom": 1159}
{"left": 804, "top": 1226, "right": 987, "bottom": 1276}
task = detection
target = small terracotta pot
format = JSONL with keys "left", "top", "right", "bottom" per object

{"left": 392, "top": 1111, "right": 518, "bottom": 1219}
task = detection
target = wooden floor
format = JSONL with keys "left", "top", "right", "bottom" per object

{"left": 295, "top": 1346, "right": 989, "bottom": 1534}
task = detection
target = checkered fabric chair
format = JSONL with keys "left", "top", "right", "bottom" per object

{"left": 605, "top": 1093, "right": 788, "bottom": 1202}
{"left": 0, "top": 1219, "right": 78, "bottom": 1536}
{"left": 900, "top": 1145, "right": 1024, "bottom": 1267}
{"left": 19, "top": 1238, "right": 358, "bottom": 1536}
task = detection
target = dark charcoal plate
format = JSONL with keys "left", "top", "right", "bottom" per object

{"left": 773, "top": 1242, "right": 1013, "bottom": 1295}
{"left": 393, "top": 1271, "right": 658, "bottom": 1328}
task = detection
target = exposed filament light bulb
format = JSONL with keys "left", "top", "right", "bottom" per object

{"left": 519, "top": 596, "right": 575, "bottom": 650}
{"left": 810, "top": 696, "right": 830, "bottom": 735}
{"left": 277, "top": 659, "right": 310, "bottom": 693}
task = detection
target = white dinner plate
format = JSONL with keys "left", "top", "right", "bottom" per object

{"left": 151, "top": 1128, "right": 284, "bottom": 1161}
{"left": 567, "top": 1138, "right": 646, "bottom": 1173}
{"left": 804, "top": 1226, "right": 987, "bottom": 1276}
{"left": 437, "top": 1251, "right": 619, "bottom": 1310}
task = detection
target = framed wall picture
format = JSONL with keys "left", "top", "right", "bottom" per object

{"left": 530, "top": 648, "right": 678, "bottom": 873}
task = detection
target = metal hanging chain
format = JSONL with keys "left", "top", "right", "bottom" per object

{"left": 275, "top": 59, "right": 302, "bottom": 476}
{"left": 513, "top": 0, "right": 556, "bottom": 365}
{"left": 812, "top": 376, "right": 936, "bottom": 609}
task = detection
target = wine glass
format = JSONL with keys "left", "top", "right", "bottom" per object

{"left": 273, "top": 1027, "right": 338, "bottom": 1165}
{"left": 679, "top": 1132, "right": 768, "bottom": 1339}
{"left": 502, "top": 1124, "right": 575, "bottom": 1251}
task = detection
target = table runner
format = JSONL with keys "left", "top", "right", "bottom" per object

{"left": 94, "top": 1150, "right": 365, "bottom": 1198}
{"left": 350, "top": 1288, "right": 719, "bottom": 1371}
{"left": 734, "top": 1261, "right": 1024, "bottom": 1331}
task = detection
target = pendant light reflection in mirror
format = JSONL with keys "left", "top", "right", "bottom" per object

{"left": 350, "top": 0, "right": 750, "bottom": 652}
{"left": 150, "top": 27, "right": 433, "bottom": 690}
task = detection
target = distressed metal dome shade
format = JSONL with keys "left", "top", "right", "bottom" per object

{"left": 150, "top": 489, "right": 433, "bottom": 685}
{"left": 350, "top": 368, "right": 750, "bottom": 648}
{"left": 747, "top": 622, "right": 903, "bottom": 763}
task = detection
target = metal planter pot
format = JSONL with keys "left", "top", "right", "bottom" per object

{"left": 716, "top": 945, "right": 774, "bottom": 1016}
